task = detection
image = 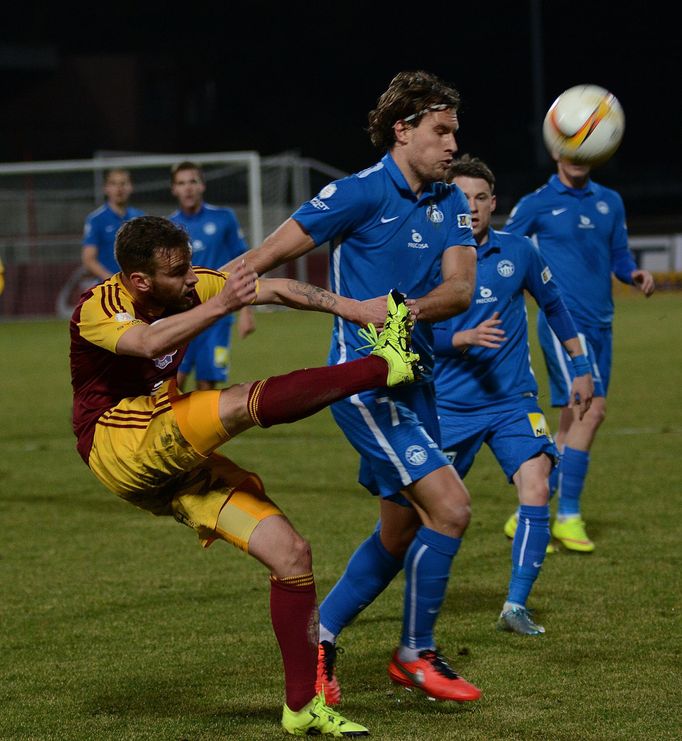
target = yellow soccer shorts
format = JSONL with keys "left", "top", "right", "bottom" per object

{"left": 88, "top": 379, "right": 282, "bottom": 551}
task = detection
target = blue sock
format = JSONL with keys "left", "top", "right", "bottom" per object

{"left": 320, "top": 524, "right": 402, "bottom": 638}
{"left": 557, "top": 447, "right": 590, "bottom": 518}
{"left": 401, "top": 527, "right": 461, "bottom": 651}
{"left": 507, "top": 504, "right": 550, "bottom": 607}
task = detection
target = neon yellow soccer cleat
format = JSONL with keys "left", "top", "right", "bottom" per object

{"left": 552, "top": 516, "right": 595, "bottom": 552}
{"left": 360, "top": 288, "right": 420, "bottom": 387}
{"left": 282, "top": 692, "right": 369, "bottom": 737}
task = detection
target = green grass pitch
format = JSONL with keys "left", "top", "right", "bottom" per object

{"left": 1, "top": 293, "right": 680, "bottom": 740}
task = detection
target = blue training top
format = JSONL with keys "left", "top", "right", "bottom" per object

{"left": 433, "top": 228, "right": 578, "bottom": 413}
{"left": 82, "top": 203, "right": 144, "bottom": 275}
{"left": 169, "top": 203, "right": 249, "bottom": 271}
{"left": 503, "top": 174, "right": 637, "bottom": 328}
{"left": 292, "top": 153, "right": 477, "bottom": 382}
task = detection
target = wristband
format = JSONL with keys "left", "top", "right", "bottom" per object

{"left": 571, "top": 354, "right": 591, "bottom": 376}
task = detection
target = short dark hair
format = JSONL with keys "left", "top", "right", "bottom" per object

{"left": 104, "top": 168, "right": 131, "bottom": 183}
{"left": 446, "top": 154, "right": 496, "bottom": 193}
{"left": 368, "top": 70, "right": 461, "bottom": 151}
{"left": 170, "top": 160, "right": 204, "bottom": 185}
{"left": 115, "top": 216, "right": 190, "bottom": 275}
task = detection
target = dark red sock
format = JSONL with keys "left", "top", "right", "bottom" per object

{"left": 270, "top": 572, "right": 318, "bottom": 711}
{"left": 248, "top": 355, "right": 386, "bottom": 428}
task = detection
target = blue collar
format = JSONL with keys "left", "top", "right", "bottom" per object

{"left": 477, "top": 228, "right": 501, "bottom": 258}
{"left": 381, "top": 152, "right": 439, "bottom": 202}
{"left": 549, "top": 173, "right": 594, "bottom": 197}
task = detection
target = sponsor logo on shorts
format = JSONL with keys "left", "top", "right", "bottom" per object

{"left": 405, "top": 445, "right": 428, "bottom": 466}
{"left": 527, "top": 412, "right": 550, "bottom": 439}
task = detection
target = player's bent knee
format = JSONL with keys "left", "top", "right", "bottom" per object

{"left": 248, "top": 514, "right": 313, "bottom": 576}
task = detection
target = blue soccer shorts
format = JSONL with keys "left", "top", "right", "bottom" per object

{"left": 537, "top": 312, "right": 610, "bottom": 406}
{"left": 179, "top": 314, "right": 234, "bottom": 383}
{"left": 331, "top": 382, "right": 451, "bottom": 503}
{"left": 439, "top": 398, "right": 559, "bottom": 482}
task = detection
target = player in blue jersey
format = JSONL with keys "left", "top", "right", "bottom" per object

{"left": 504, "top": 155, "right": 655, "bottom": 552}
{"left": 169, "top": 161, "right": 255, "bottom": 391}
{"left": 82, "top": 169, "right": 144, "bottom": 282}
{"left": 433, "top": 156, "right": 593, "bottom": 635}
{"left": 230, "top": 70, "right": 482, "bottom": 704}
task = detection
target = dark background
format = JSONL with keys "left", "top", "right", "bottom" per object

{"left": 1, "top": 1, "right": 680, "bottom": 228}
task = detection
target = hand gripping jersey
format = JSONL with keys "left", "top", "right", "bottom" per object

{"left": 69, "top": 268, "right": 227, "bottom": 462}
{"left": 292, "top": 153, "right": 477, "bottom": 382}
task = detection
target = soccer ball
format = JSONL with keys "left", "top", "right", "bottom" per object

{"left": 542, "top": 84, "right": 625, "bottom": 165}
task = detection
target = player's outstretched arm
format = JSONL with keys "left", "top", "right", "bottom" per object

{"left": 222, "top": 218, "right": 316, "bottom": 276}
{"left": 116, "top": 262, "right": 258, "bottom": 359}
{"left": 255, "top": 278, "right": 379, "bottom": 324}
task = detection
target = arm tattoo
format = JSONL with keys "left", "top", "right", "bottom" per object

{"left": 287, "top": 280, "right": 338, "bottom": 310}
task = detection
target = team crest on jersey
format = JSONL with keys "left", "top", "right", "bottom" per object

{"left": 319, "top": 183, "right": 337, "bottom": 199}
{"left": 457, "top": 214, "right": 472, "bottom": 228}
{"left": 153, "top": 350, "right": 178, "bottom": 369}
{"left": 527, "top": 412, "right": 552, "bottom": 440}
{"left": 115, "top": 312, "right": 133, "bottom": 322}
{"left": 204, "top": 222, "right": 217, "bottom": 235}
{"left": 405, "top": 445, "right": 428, "bottom": 466}
{"left": 541, "top": 266, "right": 552, "bottom": 284}
{"left": 596, "top": 200, "right": 609, "bottom": 214}
{"left": 427, "top": 204, "right": 444, "bottom": 223}
{"left": 497, "top": 259, "right": 515, "bottom": 277}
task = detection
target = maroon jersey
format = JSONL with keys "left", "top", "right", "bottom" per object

{"left": 70, "top": 270, "right": 226, "bottom": 462}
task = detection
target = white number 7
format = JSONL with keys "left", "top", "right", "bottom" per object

{"left": 376, "top": 396, "right": 400, "bottom": 427}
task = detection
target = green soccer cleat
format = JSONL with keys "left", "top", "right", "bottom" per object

{"left": 359, "top": 288, "right": 420, "bottom": 387}
{"left": 496, "top": 605, "right": 546, "bottom": 636}
{"left": 504, "top": 512, "right": 556, "bottom": 554}
{"left": 281, "top": 692, "right": 369, "bottom": 737}
{"left": 552, "top": 516, "right": 595, "bottom": 552}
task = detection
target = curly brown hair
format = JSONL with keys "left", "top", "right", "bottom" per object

{"left": 115, "top": 216, "right": 190, "bottom": 275}
{"left": 446, "top": 154, "right": 496, "bottom": 193}
{"left": 368, "top": 70, "right": 461, "bottom": 151}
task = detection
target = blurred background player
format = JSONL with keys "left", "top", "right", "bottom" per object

{"left": 81, "top": 168, "right": 144, "bottom": 282}
{"left": 504, "top": 154, "right": 655, "bottom": 552}
{"left": 230, "top": 70, "right": 482, "bottom": 704}
{"left": 70, "top": 215, "right": 421, "bottom": 736}
{"left": 433, "top": 155, "right": 593, "bottom": 636}
{"left": 169, "top": 161, "right": 255, "bottom": 391}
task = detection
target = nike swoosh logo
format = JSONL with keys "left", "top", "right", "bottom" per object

{"left": 533, "top": 561, "right": 543, "bottom": 568}
{"left": 380, "top": 216, "right": 400, "bottom": 223}
{"left": 552, "top": 208, "right": 567, "bottom": 216}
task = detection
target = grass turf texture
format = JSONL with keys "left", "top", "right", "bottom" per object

{"left": 1, "top": 294, "right": 680, "bottom": 740}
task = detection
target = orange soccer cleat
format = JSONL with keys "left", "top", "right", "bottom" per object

{"left": 388, "top": 648, "right": 481, "bottom": 702}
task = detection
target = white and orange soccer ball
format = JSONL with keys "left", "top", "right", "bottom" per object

{"left": 542, "top": 84, "right": 625, "bottom": 165}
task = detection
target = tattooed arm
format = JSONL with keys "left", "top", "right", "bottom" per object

{"left": 254, "top": 278, "right": 388, "bottom": 327}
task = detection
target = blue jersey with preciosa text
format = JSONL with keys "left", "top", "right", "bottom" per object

{"left": 292, "top": 153, "right": 477, "bottom": 381}
{"left": 82, "top": 203, "right": 144, "bottom": 275}
{"left": 504, "top": 174, "right": 636, "bottom": 328}
{"left": 169, "top": 203, "right": 248, "bottom": 271}
{"left": 433, "top": 228, "right": 575, "bottom": 413}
